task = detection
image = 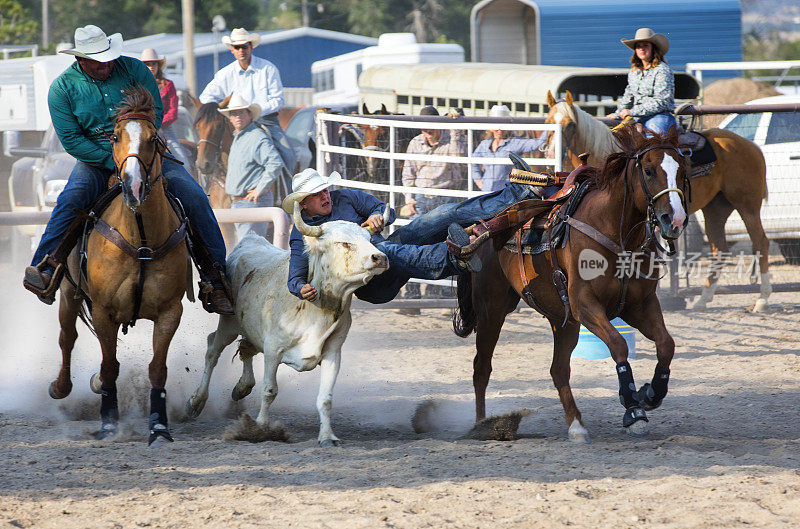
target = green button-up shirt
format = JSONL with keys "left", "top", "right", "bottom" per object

{"left": 48, "top": 56, "right": 163, "bottom": 172}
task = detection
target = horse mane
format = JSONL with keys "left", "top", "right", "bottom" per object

{"left": 195, "top": 102, "right": 227, "bottom": 127}
{"left": 115, "top": 85, "right": 155, "bottom": 121}
{"left": 562, "top": 102, "right": 619, "bottom": 159}
{"left": 593, "top": 125, "right": 680, "bottom": 190}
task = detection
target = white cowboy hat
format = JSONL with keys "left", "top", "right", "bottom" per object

{"left": 489, "top": 104, "right": 511, "bottom": 118}
{"left": 58, "top": 25, "right": 123, "bottom": 63}
{"left": 282, "top": 168, "right": 342, "bottom": 214}
{"left": 139, "top": 48, "right": 166, "bottom": 67}
{"left": 222, "top": 28, "right": 262, "bottom": 48}
{"left": 217, "top": 94, "right": 262, "bottom": 120}
{"left": 621, "top": 27, "right": 670, "bottom": 56}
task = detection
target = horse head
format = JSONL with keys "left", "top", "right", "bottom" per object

{"left": 194, "top": 102, "right": 232, "bottom": 176}
{"left": 112, "top": 86, "right": 163, "bottom": 209}
{"left": 600, "top": 126, "right": 689, "bottom": 241}
{"left": 545, "top": 90, "right": 579, "bottom": 165}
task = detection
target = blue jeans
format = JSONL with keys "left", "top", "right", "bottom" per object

{"left": 639, "top": 113, "right": 677, "bottom": 135}
{"left": 389, "top": 182, "right": 535, "bottom": 246}
{"left": 32, "top": 158, "right": 227, "bottom": 279}
{"left": 354, "top": 238, "right": 461, "bottom": 304}
{"left": 257, "top": 115, "right": 297, "bottom": 173}
{"left": 231, "top": 191, "right": 274, "bottom": 240}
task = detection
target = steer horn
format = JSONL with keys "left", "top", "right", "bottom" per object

{"left": 382, "top": 205, "right": 391, "bottom": 226}
{"left": 293, "top": 202, "right": 323, "bottom": 237}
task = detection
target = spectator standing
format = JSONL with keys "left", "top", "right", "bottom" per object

{"left": 218, "top": 94, "right": 284, "bottom": 240}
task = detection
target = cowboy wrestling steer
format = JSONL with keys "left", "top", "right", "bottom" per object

{"left": 186, "top": 203, "right": 390, "bottom": 445}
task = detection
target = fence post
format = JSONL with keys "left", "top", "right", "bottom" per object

{"left": 389, "top": 125, "right": 396, "bottom": 212}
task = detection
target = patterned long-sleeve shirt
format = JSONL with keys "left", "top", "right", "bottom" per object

{"left": 158, "top": 79, "right": 179, "bottom": 127}
{"left": 199, "top": 56, "right": 284, "bottom": 117}
{"left": 401, "top": 130, "right": 466, "bottom": 203}
{"left": 616, "top": 62, "right": 675, "bottom": 118}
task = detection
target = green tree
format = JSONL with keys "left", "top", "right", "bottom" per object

{"left": 0, "top": 0, "right": 40, "bottom": 46}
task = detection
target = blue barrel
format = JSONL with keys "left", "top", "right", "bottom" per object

{"left": 572, "top": 317, "right": 636, "bottom": 360}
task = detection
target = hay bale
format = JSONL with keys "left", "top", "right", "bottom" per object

{"left": 464, "top": 409, "right": 532, "bottom": 441}
{"left": 223, "top": 413, "right": 289, "bottom": 443}
{"left": 701, "top": 78, "right": 781, "bottom": 128}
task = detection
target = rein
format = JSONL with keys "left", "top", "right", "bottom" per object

{"left": 111, "top": 112, "right": 166, "bottom": 208}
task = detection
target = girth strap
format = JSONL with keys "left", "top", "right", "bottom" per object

{"left": 92, "top": 218, "right": 188, "bottom": 261}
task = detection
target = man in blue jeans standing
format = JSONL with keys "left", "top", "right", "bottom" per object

{"left": 218, "top": 94, "right": 283, "bottom": 240}
{"left": 23, "top": 25, "right": 233, "bottom": 314}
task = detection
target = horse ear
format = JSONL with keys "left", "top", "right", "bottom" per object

{"left": 380, "top": 104, "right": 388, "bottom": 113}
{"left": 565, "top": 91, "right": 574, "bottom": 106}
{"left": 666, "top": 124, "right": 679, "bottom": 144}
{"left": 220, "top": 94, "right": 232, "bottom": 109}
{"left": 362, "top": 102, "right": 369, "bottom": 114}
{"left": 189, "top": 95, "right": 202, "bottom": 110}
{"left": 546, "top": 90, "right": 556, "bottom": 107}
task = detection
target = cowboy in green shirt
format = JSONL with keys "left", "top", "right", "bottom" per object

{"left": 24, "top": 25, "right": 233, "bottom": 314}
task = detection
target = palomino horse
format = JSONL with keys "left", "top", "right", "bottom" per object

{"left": 454, "top": 127, "right": 689, "bottom": 442}
{"left": 545, "top": 90, "right": 771, "bottom": 312}
{"left": 190, "top": 95, "right": 236, "bottom": 250}
{"left": 49, "top": 86, "right": 187, "bottom": 446}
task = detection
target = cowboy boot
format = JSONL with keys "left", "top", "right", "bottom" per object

{"left": 23, "top": 257, "right": 64, "bottom": 305}
{"left": 446, "top": 224, "right": 483, "bottom": 273}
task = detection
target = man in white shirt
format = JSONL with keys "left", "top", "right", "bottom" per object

{"left": 199, "top": 27, "right": 297, "bottom": 174}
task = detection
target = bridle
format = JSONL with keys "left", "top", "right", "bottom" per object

{"left": 619, "top": 143, "right": 691, "bottom": 258}
{"left": 111, "top": 112, "right": 165, "bottom": 207}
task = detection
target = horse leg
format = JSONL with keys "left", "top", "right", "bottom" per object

{"left": 578, "top": 304, "right": 648, "bottom": 435}
{"left": 473, "top": 287, "right": 518, "bottom": 421}
{"left": 550, "top": 321, "right": 588, "bottom": 443}
{"left": 93, "top": 316, "right": 121, "bottom": 440}
{"left": 693, "top": 194, "right": 734, "bottom": 310}
{"left": 186, "top": 314, "right": 239, "bottom": 418}
{"left": 49, "top": 289, "right": 81, "bottom": 399}
{"left": 621, "top": 295, "right": 675, "bottom": 412}
{"left": 736, "top": 207, "right": 772, "bottom": 312}
{"left": 147, "top": 303, "right": 182, "bottom": 446}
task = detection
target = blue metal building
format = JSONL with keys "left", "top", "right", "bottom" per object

{"left": 470, "top": 0, "right": 741, "bottom": 72}
{"left": 124, "top": 28, "right": 377, "bottom": 102}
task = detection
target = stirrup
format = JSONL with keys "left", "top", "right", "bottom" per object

{"left": 23, "top": 257, "right": 64, "bottom": 305}
{"left": 446, "top": 224, "right": 484, "bottom": 272}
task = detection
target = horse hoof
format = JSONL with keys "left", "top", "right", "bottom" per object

{"left": 319, "top": 438, "right": 341, "bottom": 448}
{"left": 96, "top": 424, "right": 118, "bottom": 440}
{"left": 231, "top": 384, "right": 254, "bottom": 401}
{"left": 568, "top": 420, "right": 591, "bottom": 444}
{"left": 752, "top": 299, "right": 769, "bottom": 313}
{"left": 48, "top": 381, "right": 71, "bottom": 399}
{"left": 149, "top": 436, "right": 173, "bottom": 448}
{"left": 691, "top": 299, "right": 708, "bottom": 310}
{"left": 626, "top": 420, "right": 650, "bottom": 437}
{"left": 89, "top": 373, "right": 102, "bottom": 394}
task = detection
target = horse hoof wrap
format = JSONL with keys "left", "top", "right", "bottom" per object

{"left": 96, "top": 423, "right": 118, "bottom": 440}
{"left": 622, "top": 406, "right": 648, "bottom": 428}
{"left": 635, "top": 383, "right": 663, "bottom": 411}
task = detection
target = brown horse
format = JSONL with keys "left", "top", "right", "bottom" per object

{"left": 454, "top": 127, "right": 689, "bottom": 442}
{"left": 49, "top": 86, "right": 187, "bottom": 446}
{"left": 190, "top": 95, "right": 236, "bottom": 250}
{"left": 545, "top": 91, "right": 771, "bottom": 312}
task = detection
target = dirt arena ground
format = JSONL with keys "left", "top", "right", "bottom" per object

{"left": 1, "top": 259, "right": 799, "bottom": 529}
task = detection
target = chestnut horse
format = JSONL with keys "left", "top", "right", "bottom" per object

{"left": 49, "top": 86, "right": 187, "bottom": 446}
{"left": 454, "top": 127, "right": 689, "bottom": 442}
{"left": 190, "top": 95, "right": 236, "bottom": 250}
{"left": 545, "top": 91, "right": 771, "bottom": 312}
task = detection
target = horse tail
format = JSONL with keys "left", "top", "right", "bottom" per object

{"left": 452, "top": 273, "right": 476, "bottom": 338}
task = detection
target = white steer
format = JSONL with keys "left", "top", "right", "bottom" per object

{"left": 187, "top": 203, "right": 389, "bottom": 445}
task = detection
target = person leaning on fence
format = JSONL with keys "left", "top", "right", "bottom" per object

{"left": 284, "top": 169, "right": 480, "bottom": 305}
{"left": 218, "top": 94, "right": 284, "bottom": 241}
{"left": 472, "top": 105, "right": 548, "bottom": 192}
{"left": 140, "top": 48, "right": 190, "bottom": 167}
{"left": 199, "top": 28, "right": 297, "bottom": 174}
{"left": 22, "top": 24, "right": 233, "bottom": 314}
{"left": 605, "top": 28, "right": 677, "bottom": 135}
{"left": 400, "top": 106, "right": 466, "bottom": 218}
